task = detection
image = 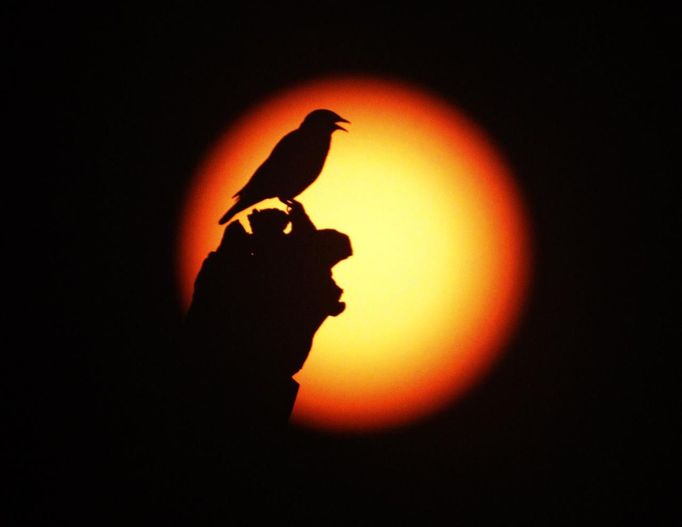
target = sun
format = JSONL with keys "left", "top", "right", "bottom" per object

{"left": 178, "top": 75, "right": 531, "bottom": 432}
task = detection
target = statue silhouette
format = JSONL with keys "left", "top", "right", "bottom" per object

{"left": 172, "top": 200, "right": 351, "bottom": 513}
{"left": 185, "top": 199, "right": 350, "bottom": 382}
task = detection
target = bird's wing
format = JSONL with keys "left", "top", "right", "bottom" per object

{"left": 234, "top": 130, "right": 305, "bottom": 198}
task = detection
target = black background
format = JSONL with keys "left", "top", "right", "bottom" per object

{"left": 7, "top": 4, "right": 676, "bottom": 525}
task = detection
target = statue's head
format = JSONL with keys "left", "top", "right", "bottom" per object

{"left": 248, "top": 208, "right": 290, "bottom": 236}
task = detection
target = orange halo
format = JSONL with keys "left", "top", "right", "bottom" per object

{"left": 178, "top": 76, "right": 531, "bottom": 432}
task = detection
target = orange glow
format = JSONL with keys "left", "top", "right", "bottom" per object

{"left": 178, "top": 76, "right": 531, "bottom": 432}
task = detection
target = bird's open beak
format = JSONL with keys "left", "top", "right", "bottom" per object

{"left": 334, "top": 118, "right": 350, "bottom": 132}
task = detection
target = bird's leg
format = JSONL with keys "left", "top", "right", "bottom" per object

{"left": 280, "top": 198, "right": 305, "bottom": 216}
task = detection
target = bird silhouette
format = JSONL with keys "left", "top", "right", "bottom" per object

{"left": 218, "top": 109, "right": 349, "bottom": 225}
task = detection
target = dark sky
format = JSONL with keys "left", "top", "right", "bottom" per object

{"left": 7, "top": 5, "right": 675, "bottom": 524}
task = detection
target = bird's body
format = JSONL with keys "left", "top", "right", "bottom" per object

{"left": 219, "top": 109, "right": 349, "bottom": 225}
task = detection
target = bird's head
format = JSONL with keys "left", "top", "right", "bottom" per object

{"left": 301, "top": 109, "right": 350, "bottom": 133}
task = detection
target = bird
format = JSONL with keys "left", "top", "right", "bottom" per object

{"left": 218, "top": 109, "right": 350, "bottom": 225}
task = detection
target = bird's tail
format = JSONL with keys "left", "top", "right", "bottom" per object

{"left": 218, "top": 198, "right": 250, "bottom": 225}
